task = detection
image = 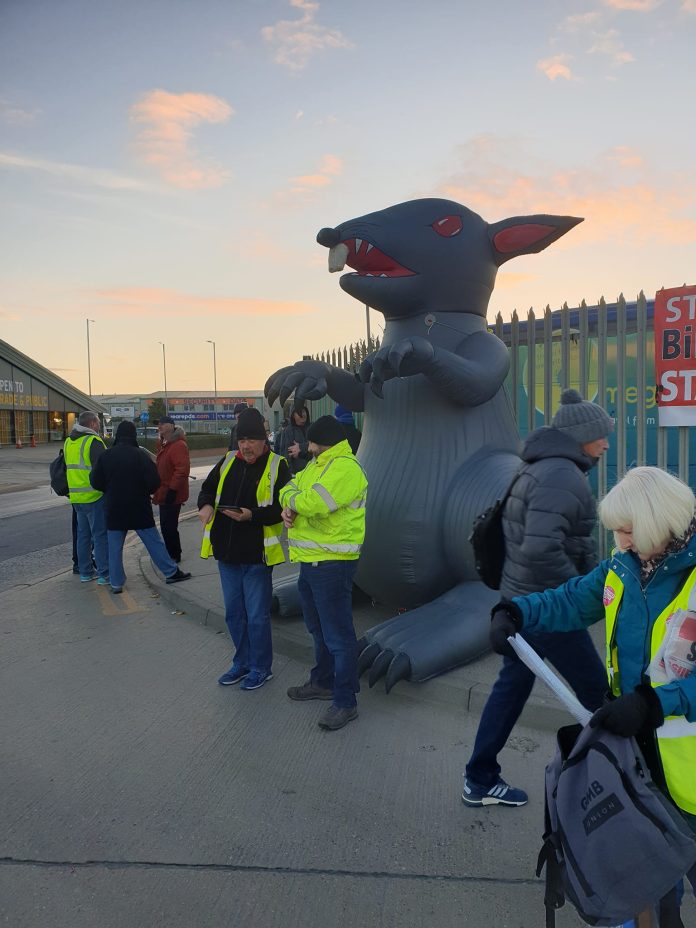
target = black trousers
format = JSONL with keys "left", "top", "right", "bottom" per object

{"left": 159, "top": 503, "right": 183, "bottom": 562}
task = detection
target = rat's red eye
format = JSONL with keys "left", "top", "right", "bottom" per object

{"left": 432, "top": 215, "right": 463, "bottom": 237}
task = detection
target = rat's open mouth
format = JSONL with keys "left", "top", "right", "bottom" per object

{"left": 329, "top": 238, "right": 415, "bottom": 277}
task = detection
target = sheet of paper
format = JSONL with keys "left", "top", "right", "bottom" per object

{"left": 508, "top": 634, "right": 593, "bottom": 726}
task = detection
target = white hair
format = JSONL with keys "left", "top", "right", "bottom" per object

{"left": 599, "top": 466, "right": 695, "bottom": 557}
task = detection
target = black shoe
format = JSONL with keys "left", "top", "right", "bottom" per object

{"left": 318, "top": 706, "right": 358, "bottom": 730}
{"left": 166, "top": 569, "right": 191, "bottom": 584}
{"left": 72, "top": 566, "right": 80, "bottom": 575}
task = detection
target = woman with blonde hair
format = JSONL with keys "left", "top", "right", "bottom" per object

{"left": 489, "top": 466, "right": 696, "bottom": 925}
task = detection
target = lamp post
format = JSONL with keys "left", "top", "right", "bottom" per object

{"left": 158, "top": 341, "right": 168, "bottom": 414}
{"left": 206, "top": 340, "right": 218, "bottom": 434}
{"left": 86, "top": 319, "right": 95, "bottom": 395}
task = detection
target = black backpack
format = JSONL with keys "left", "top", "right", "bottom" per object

{"left": 49, "top": 448, "right": 69, "bottom": 497}
{"left": 538, "top": 722, "right": 696, "bottom": 926}
{"left": 469, "top": 470, "right": 523, "bottom": 589}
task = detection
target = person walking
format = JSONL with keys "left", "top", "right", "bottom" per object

{"left": 491, "top": 466, "right": 696, "bottom": 925}
{"left": 276, "top": 406, "right": 311, "bottom": 475}
{"left": 281, "top": 415, "right": 368, "bottom": 730}
{"left": 152, "top": 415, "right": 190, "bottom": 563}
{"left": 198, "top": 407, "right": 290, "bottom": 691}
{"left": 462, "top": 389, "right": 613, "bottom": 807}
{"left": 89, "top": 421, "right": 191, "bottom": 593}
{"left": 64, "top": 411, "right": 109, "bottom": 584}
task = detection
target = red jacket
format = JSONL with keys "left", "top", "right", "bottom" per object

{"left": 153, "top": 429, "right": 190, "bottom": 505}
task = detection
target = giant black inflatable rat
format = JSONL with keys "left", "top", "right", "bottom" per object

{"left": 266, "top": 198, "right": 582, "bottom": 690}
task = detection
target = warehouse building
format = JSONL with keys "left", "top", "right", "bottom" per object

{"left": 0, "top": 338, "right": 105, "bottom": 445}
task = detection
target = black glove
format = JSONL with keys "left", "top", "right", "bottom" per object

{"left": 489, "top": 601, "right": 523, "bottom": 656}
{"left": 164, "top": 489, "right": 177, "bottom": 505}
{"left": 590, "top": 685, "right": 664, "bottom": 737}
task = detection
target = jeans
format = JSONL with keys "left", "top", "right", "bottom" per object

{"left": 218, "top": 562, "right": 274, "bottom": 675}
{"left": 297, "top": 560, "right": 359, "bottom": 709}
{"left": 75, "top": 499, "right": 109, "bottom": 579}
{"left": 107, "top": 526, "right": 178, "bottom": 589}
{"left": 466, "top": 628, "right": 607, "bottom": 788}
{"left": 159, "top": 503, "right": 183, "bottom": 562}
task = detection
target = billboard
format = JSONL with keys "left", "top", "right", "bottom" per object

{"left": 110, "top": 405, "right": 136, "bottom": 417}
{"left": 654, "top": 285, "right": 696, "bottom": 426}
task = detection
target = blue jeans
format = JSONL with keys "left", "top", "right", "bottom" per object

{"left": 466, "top": 629, "right": 607, "bottom": 788}
{"left": 107, "top": 527, "right": 178, "bottom": 589}
{"left": 75, "top": 499, "right": 109, "bottom": 579}
{"left": 297, "top": 560, "right": 359, "bottom": 709}
{"left": 218, "top": 562, "right": 274, "bottom": 675}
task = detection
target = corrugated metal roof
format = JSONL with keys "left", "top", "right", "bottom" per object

{"left": 0, "top": 338, "right": 107, "bottom": 413}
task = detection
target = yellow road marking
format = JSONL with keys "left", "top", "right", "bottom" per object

{"left": 95, "top": 585, "right": 141, "bottom": 616}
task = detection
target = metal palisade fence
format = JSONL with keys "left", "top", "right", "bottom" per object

{"left": 310, "top": 293, "right": 693, "bottom": 558}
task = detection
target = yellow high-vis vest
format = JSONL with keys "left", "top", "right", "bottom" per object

{"left": 200, "top": 451, "right": 284, "bottom": 566}
{"left": 603, "top": 567, "right": 696, "bottom": 815}
{"left": 64, "top": 434, "right": 105, "bottom": 504}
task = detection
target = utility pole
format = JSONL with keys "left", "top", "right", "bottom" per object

{"left": 206, "top": 340, "right": 218, "bottom": 434}
{"left": 86, "top": 319, "right": 95, "bottom": 395}
{"left": 158, "top": 342, "right": 168, "bottom": 414}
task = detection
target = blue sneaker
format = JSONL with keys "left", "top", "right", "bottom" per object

{"left": 461, "top": 777, "right": 528, "bottom": 807}
{"left": 80, "top": 574, "right": 96, "bottom": 583}
{"left": 218, "top": 666, "right": 248, "bottom": 686}
{"left": 96, "top": 577, "right": 110, "bottom": 586}
{"left": 240, "top": 670, "right": 273, "bottom": 691}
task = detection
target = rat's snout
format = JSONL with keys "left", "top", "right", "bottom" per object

{"left": 317, "top": 227, "right": 341, "bottom": 248}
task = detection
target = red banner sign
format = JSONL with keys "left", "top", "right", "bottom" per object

{"left": 655, "top": 285, "right": 696, "bottom": 426}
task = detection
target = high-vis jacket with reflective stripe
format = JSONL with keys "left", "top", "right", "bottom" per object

{"left": 64, "top": 434, "right": 106, "bottom": 504}
{"left": 279, "top": 439, "right": 368, "bottom": 563}
{"left": 200, "top": 451, "right": 285, "bottom": 566}
{"left": 512, "top": 536, "right": 696, "bottom": 817}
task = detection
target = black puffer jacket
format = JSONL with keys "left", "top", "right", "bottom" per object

{"left": 500, "top": 427, "right": 598, "bottom": 598}
{"left": 89, "top": 435, "right": 161, "bottom": 531}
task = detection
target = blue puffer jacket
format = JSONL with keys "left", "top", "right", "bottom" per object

{"left": 512, "top": 533, "right": 696, "bottom": 722}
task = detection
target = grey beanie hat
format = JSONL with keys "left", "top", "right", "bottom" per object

{"left": 552, "top": 388, "right": 614, "bottom": 444}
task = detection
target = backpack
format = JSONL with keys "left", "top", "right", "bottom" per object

{"left": 469, "top": 469, "right": 523, "bottom": 589}
{"left": 49, "top": 448, "right": 69, "bottom": 497}
{"left": 537, "top": 722, "right": 696, "bottom": 927}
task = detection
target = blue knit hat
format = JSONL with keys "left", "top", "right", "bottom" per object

{"left": 334, "top": 404, "right": 355, "bottom": 425}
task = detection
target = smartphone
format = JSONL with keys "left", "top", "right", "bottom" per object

{"left": 220, "top": 506, "right": 242, "bottom": 513}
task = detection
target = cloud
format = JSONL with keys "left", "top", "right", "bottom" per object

{"left": 91, "top": 287, "right": 318, "bottom": 317}
{"left": 0, "top": 99, "right": 39, "bottom": 126}
{"left": 537, "top": 54, "right": 574, "bottom": 80}
{"left": 261, "top": 0, "right": 353, "bottom": 71}
{"left": 602, "top": 0, "right": 662, "bottom": 9}
{"left": 130, "top": 90, "right": 233, "bottom": 189}
{"left": 682, "top": 0, "right": 696, "bottom": 10}
{"left": 0, "top": 151, "right": 152, "bottom": 191}
{"left": 588, "top": 29, "right": 635, "bottom": 65}
{"left": 560, "top": 12, "right": 602, "bottom": 30}
{"left": 287, "top": 153, "right": 343, "bottom": 195}
{"left": 438, "top": 135, "right": 696, "bottom": 246}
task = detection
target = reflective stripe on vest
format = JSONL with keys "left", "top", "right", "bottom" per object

{"left": 604, "top": 566, "right": 696, "bottom": 814}
{"left": 288, "top": 539, "right": 362, "bottom": 555}
{"left": 64, "top": 435, "right": 104, "bottom": 504}
{"left": 200, "top": 452, "right": 284, "bottom": 566}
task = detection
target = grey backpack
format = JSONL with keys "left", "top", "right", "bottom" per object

{"left": 538, "top": 722, "right": 696, "bottom": 926}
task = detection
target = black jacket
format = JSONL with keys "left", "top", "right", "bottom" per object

{"left": 276, "top": 420, "right": 311, "bottom": 475}
{"left": 89, "top": 436, "right": 161, "bottom": 531}
{"left": 197, "top": 451, "right": 290, "bottom": 564}
{"left": 500, "top": 427, "right": 598, "bottom": 598}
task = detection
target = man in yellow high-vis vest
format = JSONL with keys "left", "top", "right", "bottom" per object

{"left": 281, "top": 414, "right": 368, "bottom": 731}
{"left": 198, "top": 408, "right": 290, "bottom": 691}
{"left": 64, "top": 411, "right": 109, "bottom": 583}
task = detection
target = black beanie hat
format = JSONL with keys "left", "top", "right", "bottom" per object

{"left": 307, "top": 415, "right": 346, "bottom": 447}
{"left": 115, "top": 420, "right": 137, "bottom": 443}
{"left": 236, "top": 407, "right": 267, "bottom": 441}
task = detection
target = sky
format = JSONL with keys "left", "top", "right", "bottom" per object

{"left": 1, "top": 0, "right": 696, "bottom": 395}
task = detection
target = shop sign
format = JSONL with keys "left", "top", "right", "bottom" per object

{"left": 655, "top": 285, "right": 696, "bottom": 426}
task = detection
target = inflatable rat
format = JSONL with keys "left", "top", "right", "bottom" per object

{"left": 266, "top": 198, "right": 582, "bottom": 691}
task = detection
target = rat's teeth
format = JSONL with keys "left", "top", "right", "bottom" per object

{"left": 328, "top": 243, "right": 349, "bottom": 273}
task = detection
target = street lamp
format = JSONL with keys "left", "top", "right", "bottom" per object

{"left": 158, "top": 341, "right": 168, "bottom": 414}
{"left": 206, "top": 340, "right": 218, "bottom": 435}
{"left": 86, "top": 319, "right": 95, "bottom": 396}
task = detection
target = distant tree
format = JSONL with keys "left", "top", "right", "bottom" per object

{"left": 147, "top": 397, "right": 167, "bottom": 421}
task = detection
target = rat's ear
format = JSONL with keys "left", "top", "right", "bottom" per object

{"left": 489, "top": 214, "right": 583, "bottom": 266}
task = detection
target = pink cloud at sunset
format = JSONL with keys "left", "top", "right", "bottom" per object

{"left": 130, "top": 90, "right": 233, "bottom": 189}
{"left": 602, "top": 0, "right": 662, "bottom": 10}
{"left": 261, "top": 0, "right": 352, "bottom": 71}
{"left": 537, "top": 55, "right": 574, "bottom": 81}
{"left": 288, "top": 153, "right": 343, "bottom": 195}
{"left": 91, "top": 287, "right": 318, "bottom": 318}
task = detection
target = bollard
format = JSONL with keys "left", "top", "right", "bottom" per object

{"left": 15, "top": 435, "right": 22, "bottom": 449}
{"left": 30, "top": 434, "right": 36, "bottom": 448}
